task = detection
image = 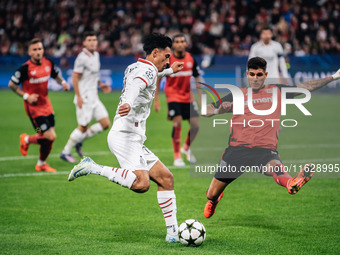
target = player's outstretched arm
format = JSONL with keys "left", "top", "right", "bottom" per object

{"left": 296, "top": 69, "right": 340, "bottom": 92}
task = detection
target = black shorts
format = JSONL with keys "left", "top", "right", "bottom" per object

{"left": 214, "top": 146, "right": 282, "bottom": 183}
{"left": 167, "top": 102, "right": 199, "bottom": 120}
{"left": 30, "top": 114, "right": 55, "bottom": 133}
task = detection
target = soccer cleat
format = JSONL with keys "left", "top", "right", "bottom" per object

{"left": 60, "top": 153, "right": 77, "bottom": 163}
{"left": 180, "top": 147, "right": 197, "bottom": 163}
{"left": 35, "top": 163, "right": 57, "bottom": 173}
{"left": 75, "top": 142, "right": 83, "bottom": 157}
{"left": 68, "top": 157, "right": 93, "bottom": 181}
{"left": 20, "top": 133, "right": 29, "bottom": 156}
{"left": 204, "top": 192, "right": 224, "bottom": 218}
{"left": 165, "top": 234, "right": 179, "bottom": 243}
{"left": 287, "top": 163, "right": 315, "bottom": 195}
{"left": 174, "top": 158, "right": 185, "bottom": 167}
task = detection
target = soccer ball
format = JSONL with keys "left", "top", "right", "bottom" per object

{"left": 178, "top": 219, "right": 206, "bottom": 247}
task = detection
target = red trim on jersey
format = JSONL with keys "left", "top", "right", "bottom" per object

{"left": 138, "top": 58, "right": 158, "bottom": 73}
{"left": 135, "top": 76, "right": 148, "bottom": 88}
{"left": 82, "top": 48, "right": 92, "bottom": 57}
{"left": 159, "top": 198, "right": 172, "bottom": 206}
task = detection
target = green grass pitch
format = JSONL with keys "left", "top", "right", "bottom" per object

{"left": 0, "top": 90, "right": 339, "bottom": 254}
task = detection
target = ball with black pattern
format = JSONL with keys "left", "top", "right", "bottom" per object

{"left": 178, "top": 219, "right": 206, "bottom": 247}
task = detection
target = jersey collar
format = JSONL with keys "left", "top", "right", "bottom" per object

{"left": 138, "top": 58, "right": 158, "bottom": 74}
{"left": 83, "top": 48, "right": 94, "bottom": 56}
{"left": 261, "top": 40, "right": 272, "bottom": 46}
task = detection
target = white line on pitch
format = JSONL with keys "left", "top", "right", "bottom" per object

{"left": 0, "top": 143, "right": 339, "bottom": 162}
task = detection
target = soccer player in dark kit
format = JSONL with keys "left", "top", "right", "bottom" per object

{"left": 203, "top": 57, "right": 340, "bottom": 218}
{"left": 8, "top": 38, "right": 70, "bottom": 172}
{"left": 154, "top": 34, "right": 202, "bottom": 167}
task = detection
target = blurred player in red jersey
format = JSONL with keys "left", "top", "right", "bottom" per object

{"left": 203, "top": 57, "right": 340, "bottom": 218}
{"left": 8, "top": 38, "right": 70, "bottom": 172}
{"left": 154, "top": 34, "right": 202, "bottom": 167}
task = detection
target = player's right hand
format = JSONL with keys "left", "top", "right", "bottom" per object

{"left": 218, "top": 102, "right": 233, "bottom": 114}
{"left": 118, "top": 103, "right": 131, "bottom": 116}
{"left": 27, "top": 93, "right": 39, "bottom": 104}
{"left": 153, "top": 99, "right": 160, "bottom": 113}
{"left": 77, "top": 96, "right": 84, "bottom": 108}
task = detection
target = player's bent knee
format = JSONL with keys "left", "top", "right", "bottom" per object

{"left": 102, "top": 122, "right": 110, "bottom": 130}
{"left": 43, "top": 132, "right": 56, "bottom": 141}
{"left": 133, "top": 181, "right": 150, "bottom": 193}
{"left": 131, "top": 173, "right": 150, "bottom": 193}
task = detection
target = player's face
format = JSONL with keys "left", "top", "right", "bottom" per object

{"left": 172, "top": 37, "right": 187, "bottom": 53}
{"left": 28, "top": 42, "right": 44, "bottom": 63}
{"left": 153, "top": 47, "right": 171, "bottom": 72}
{"left": 260, "top": 30, "right": 272, "bottom": 44}
{"left": 247, "top": 68, "right": 268, "bottom": 90}
{"left": 83, "top": 36, "right": 98, "bottom": 52}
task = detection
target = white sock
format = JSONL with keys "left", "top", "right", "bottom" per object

{"left": 37, "top": 159, "right": 46, "bottom": 166}
{"left": 62, "top": 128, "right": 86, "bottom": 154}
{"left": 24, "top": 136, "right": 29, "bottom": 144}
{"left": 90, "top": 161, "right": 136, "bottom": 189}
{"left": 157, "top": 190, "right": 178, "bottom": 236}
{"left": 85, "top": 123, "right": 103, "bottom": 139}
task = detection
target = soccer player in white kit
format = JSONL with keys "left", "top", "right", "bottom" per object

{"left": 249, "top": 27, "right": 289, "bottom": 83}
{"left": 68, "top": 33, "right": 184, "bottom": 243}
{"left": 60, "top": 32, "right": 111, "bottom": 163}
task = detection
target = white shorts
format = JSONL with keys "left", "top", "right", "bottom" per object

{"left": 76, "top": 99, "right": 109, "bottom": 126}
{"left": 107, "top": 130, "right": 159, "bottom": 171}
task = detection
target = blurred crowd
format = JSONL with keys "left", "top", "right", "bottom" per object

{"left": 1, "top": 0, "right": 340, "bottom": 58}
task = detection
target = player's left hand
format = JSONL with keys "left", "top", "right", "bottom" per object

{"left": 100, "top": 84, "right": 112, "bottom": 93}
{"left": 171, "top": 61, "right": 184, "bottom": 73}
{"left": 332, "top": 69, "right": 340, "bottom": 80}
{"left": 118, "top": 103, "right": 131, "bottom": 116}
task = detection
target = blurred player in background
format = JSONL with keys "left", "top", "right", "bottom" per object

{"left": 68, "top": 33, "right": 184, "bottom": 243}
{"left": 60, "top": 32, "right": 111, "bottom": 163}
{"left": 203, "top": 57, "right": 340, "bottom": 218}
{"left": 154, "top": 34, "right": 202, "bottom": 167}
{"left": 249, "top": 27, "right": 289, "bottom": 83}
{"left": 8, "top": 38, "right": 70, "bottom": 172}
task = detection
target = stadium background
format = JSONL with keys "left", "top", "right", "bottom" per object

{"left": 1, "top": 1, "right": 339, "bottom": 254}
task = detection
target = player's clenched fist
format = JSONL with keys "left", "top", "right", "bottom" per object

{"left": 118, "top": 103, "right": 131, "bottom": 116}
{"left": 27, "top": 93, "right": 39, "bottom": 104}
{"left": 171, "top": 61, "right": 184, "bottom": 73}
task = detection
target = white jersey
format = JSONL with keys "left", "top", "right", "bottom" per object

{"left": 111, "top": 58, "right": 167, "bottom": 138}
{"left": 73, "top": 48, "right": 100, "bottom": 104}
{"left": 249, "top": 40, "right": 289, "bottom": 79}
